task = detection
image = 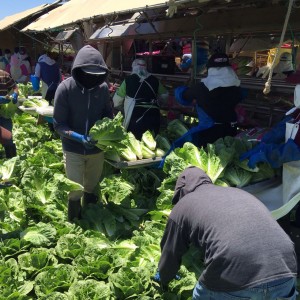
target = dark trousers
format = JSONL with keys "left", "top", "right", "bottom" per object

{"left": 45, "top": 88, "right": 56, "bottom": 132}
{"left": 0, "top": 117, "right": 16, "bottom": 158}
{"left": 127, "top": 107, "right": 160, "bottom": 140}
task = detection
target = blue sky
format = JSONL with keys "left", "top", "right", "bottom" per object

{"left": 0, "top": 0, "right": 56, "bottom": 20}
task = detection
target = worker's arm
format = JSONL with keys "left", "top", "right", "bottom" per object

{"left": 174, "top": 83, "right": 203, "bottom": 106}
{"left": 10, "top": 84, "right": 18, "bottom": 104}
{"left": 158, "top": 219, "right": 189, "bottom": 285}
{"left": 34, "top": 63, "right": 41, "bottom": 78}
{"left": 112, "top": 80, "right": 126, "bottom": 110}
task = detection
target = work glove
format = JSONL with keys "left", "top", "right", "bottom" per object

{"left": 0, "top": 96, "right": 10, "bottom": 105}
{"left": 30, "top": 75, "right": 40, "bottom": 92}
{"left": 153, "top": 271, "right": 181, "bottom": 291}
{"left": 240, "top": 139, "right": 300, "bottom": 169}
{"left": 11, "top": 93, "right": 18, "bottom": 104}
{"left": 174, "top": 86, "right": 191, "bottom": 106}
{"left": 69, "top": 132, "right": 97, "bottom": 150}
{"left": 83, "top": 135, "right": 97, "bottom": 150}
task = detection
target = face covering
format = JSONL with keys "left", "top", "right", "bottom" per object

{"left": 75, "top": 68, "right": 107, "bottom": 89}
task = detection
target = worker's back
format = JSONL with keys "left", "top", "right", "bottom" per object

{"left": 168, "top": 167, "right": 297, "bottom": 292}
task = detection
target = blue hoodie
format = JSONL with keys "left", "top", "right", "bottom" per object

{"left": 53, "top": 45, "right": 113, "bottom": 154}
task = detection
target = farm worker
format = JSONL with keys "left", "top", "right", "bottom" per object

{"left": 34, "top": 51, "right": 61, "bottom": 103}
{"left": 113, "top": 58, "right": 168, "bottom": 139}
{"left": 33, "top": 51, "right": 62, "bottom": 132}
{"left": 155, "top": 166, "right": 298, "bottom": 299}
{"left": 18, "top": 47, "right": 32, "bottom": 75}
{"left": 2, "top": 49, "right": 11, "bottom": 69}
{"left": 5, "top": 47, "right": 29, "bottom": 84}
{"left": 0, "top": 49, "right": 6, "bottom": 70}
{"left": 0, "top": 69, "right": 18, "bottom": 158}
{"left": 53, "top": 45, "right": 113, "bottom": 222}
{"left": 175, "top": 52, "right": 242, "bottom": 147}
{"left": 179, "top": 38, "right": 192, "bottom": 72}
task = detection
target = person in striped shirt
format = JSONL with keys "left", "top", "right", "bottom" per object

{"left": 0, "top": 69, "right": 18, "bottom": 158}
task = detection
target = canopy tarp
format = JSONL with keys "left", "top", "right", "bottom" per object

{"left": 0, "top": 2, "right": 60, "bottom": 31}
{"left": 22, "top": 0, "right": 168, "bottom": 32}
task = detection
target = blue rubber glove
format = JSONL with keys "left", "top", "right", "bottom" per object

{"left": 153, "top": 271, "right": 161, "bottom": 282}
{"left": 153, "top": 271, "right": 181, "bottom": 283}
{"left": 174, "top": 86, "right": 192, "bottom": 106}
{"left": 69, "top": 132, "right": 96, "bottom": 150}
{"left": 30, "top": 75, "right": 40, "bottom": 92}
{"left": 11, "top": 93, "right": 18, "bottom": 104}
{"left": 0, "top": 96, "right": 10, "bottom": 105}
{"left": 261, "top": 117, "right": 290, "bottom": 144}
{"left": 180, "top": 58, "right": 192, "bottom": 70}
{"left": 240, "top": 139, "right": 300, "bottom": 169}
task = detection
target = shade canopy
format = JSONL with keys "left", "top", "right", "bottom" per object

{"left": 0, "top": 1, "right": 60, "bottom": 31}
{"left": 22, "top": 0, "right": 167, "bottom": 32}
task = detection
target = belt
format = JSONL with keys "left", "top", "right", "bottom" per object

{"left": 214, "top": 121, "right": 237, "bottom": 127}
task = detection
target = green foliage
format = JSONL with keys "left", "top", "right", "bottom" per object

{"left": 155, "top": 134, "right": 171, "bottom": 152}
{"left": 89, "top": 112, "right": 127, "bottom": 151}
{"left": 99, "top": 175, "right": 134, "bottom": 205}
{"left": 224, "top": 165, "right": 253, "bottom": 188}
{"left": 18, "top": 247, "right": 58, "bottom": 277}
{"left": 68, "top": 279, "right": 111, "bottom": 299}
{"left": 0, "top": 101, "right": 18, "bottom": 119}
{"left": 141, "top": 143, "right": 156, "bottom": 158}
{"left": 55, "top": 234, "right": 86, "bottom": 260}
{"left": 141, "top": 130, "right": 157, "bottom": 151}
{"left": 34, "top": 264, "right": 77, "bottom": 297}
{"left": 167, "top": 119, "right": 189, "bottom": 141}
{"left": 126, "top": 131, "right": 143, "bottom": 159}
{"left": 18, "top": 83, "right": 37, "bottom": 98}
{"left": 0, "top": 111, "right": 277, "bottom": 299}
{"left": 20, "top": 222, "right": 57, "bottom": 247}
{"left": 22, "top": 98, "right": 49, "bottom": 108}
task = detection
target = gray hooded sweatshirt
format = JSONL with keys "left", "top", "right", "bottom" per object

{"left": 158, "top": 166, "right": 297, "bottom": 291}
{"left": 53, "top": 45, "right": 113, "bottom": 155}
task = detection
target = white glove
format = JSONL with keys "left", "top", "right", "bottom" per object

{"left": 166, "top": 0, "right": 178, "bottom": 18}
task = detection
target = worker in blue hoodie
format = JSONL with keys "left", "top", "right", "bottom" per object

{"left": 53, "top": 45, "right": 113, "bottom": 222}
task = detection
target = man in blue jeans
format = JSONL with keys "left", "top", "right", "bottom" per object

{"left": 157, "top": 166, "right": 298, "bottom": 299}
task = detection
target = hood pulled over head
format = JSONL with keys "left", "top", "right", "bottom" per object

{"left": 72, "top": 45, "right": 108, "bottom": 89}
{"left": 172, "top": 166, "right": 212, "bottom": 205}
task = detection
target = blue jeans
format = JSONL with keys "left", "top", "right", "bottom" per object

{"left": 192, "top": 277, "right": 297, "bottom": 300}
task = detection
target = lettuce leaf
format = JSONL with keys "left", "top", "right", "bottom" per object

{"left": 89, "top": 112, "right": 127, "bottom": 151}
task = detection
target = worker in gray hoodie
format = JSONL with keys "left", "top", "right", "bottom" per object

{"left": 156, "top": 166, "right": 297, "bottom": 299}
{"left": 53, "top": 45, "right": 113, "bottom": 222}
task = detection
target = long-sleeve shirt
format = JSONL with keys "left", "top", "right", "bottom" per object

{"left": 158, "top": 167, "right": 297, "bottom": 292}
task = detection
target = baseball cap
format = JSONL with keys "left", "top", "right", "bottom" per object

{"left": 207, "top": 53, "right": 231, "bottom": 69}
{"left": 81, "top": 66, "right": 107, "bottom": 75}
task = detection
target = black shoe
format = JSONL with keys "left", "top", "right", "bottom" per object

{"left": 68, "top": 199, "right": 81, "bottom": 222}
{"left": 82, "top": 192, "right": 98, "bottom": 209}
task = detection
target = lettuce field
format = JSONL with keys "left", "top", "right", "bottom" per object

{"left": 0, "top": 111, "right": 288, "bottom": 299}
